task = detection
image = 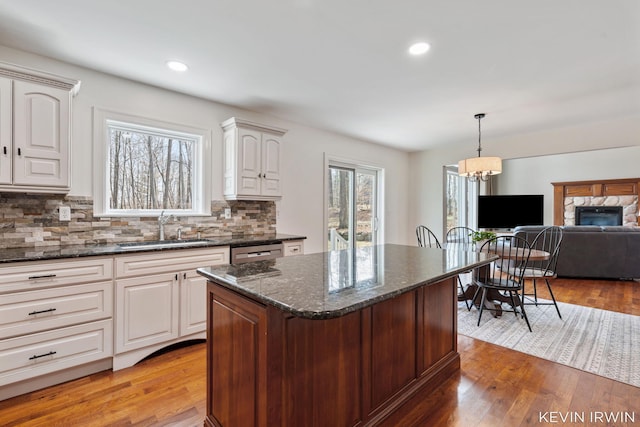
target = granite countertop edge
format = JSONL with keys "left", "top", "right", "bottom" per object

{"left": 197, "top": 254, "right": 497, "bottom": 320}
{"left": 0, "top": 234, "right": 306, "bottom": 264}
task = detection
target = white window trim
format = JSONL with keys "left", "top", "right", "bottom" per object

{"left": 442, "top": 165, "right": 479, "bottom": 236}
{"left": 323, "top": 153, "right": 385, "bottom": 248}
{"left": 92, "top": 107, "right": 212, "bottom": 217}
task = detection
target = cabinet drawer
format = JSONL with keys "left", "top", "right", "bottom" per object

{"left": 0, "top": 281, "right": 113, "bottom": 339}
{"left": 115, "top": 247, "right": 229, "bottom": 278}
{"left": 283, "top": 240, "right": 304, "bottom": 256}
{"left": 0, "top": 319, "right": 113, "bottom": 386}
{"left": 0, "top": 257, "right": 113, "bottom": 293}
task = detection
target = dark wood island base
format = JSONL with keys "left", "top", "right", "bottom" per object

{"left": 205, "top": 277, "right": 459, "bottom": 426}
{"left": 198, "top": 244, "right": 496, "bottom": 426}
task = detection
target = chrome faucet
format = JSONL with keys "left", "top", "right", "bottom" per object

{"left": 158, "top": 210, "right": 174, "bottom": 241}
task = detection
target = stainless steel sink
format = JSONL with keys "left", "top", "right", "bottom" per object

{"left": 117, "top": 239, "right": 211, "bottom": 251}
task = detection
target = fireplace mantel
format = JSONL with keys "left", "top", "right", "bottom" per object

{"left": 552, "top": 178, "right": 640, "bottom": 226}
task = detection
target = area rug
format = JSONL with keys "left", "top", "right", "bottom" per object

{"left": 457, "top": 299, "right": 640, "bottom": 388}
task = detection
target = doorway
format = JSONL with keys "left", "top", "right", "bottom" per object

{"left": 326, "top": 160, "right": 381, "bottom": 251}
{"left": 443, "top": 165, "right": 478, "bottom": 236}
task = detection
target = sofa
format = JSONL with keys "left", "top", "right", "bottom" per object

{"left": 513, "top": 225, "right": 640, "bottom": 280}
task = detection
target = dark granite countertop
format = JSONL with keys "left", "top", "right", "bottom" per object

{"left": 197, "top": 243, "right": 497, "bottom": 319}
{"left": 0, "top": 233, "right": 306, "bottom": 264}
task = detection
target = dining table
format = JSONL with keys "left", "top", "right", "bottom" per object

{"left": 450, "top": 241, "right": 550, "bottom": 317}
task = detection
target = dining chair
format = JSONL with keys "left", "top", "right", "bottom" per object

{"left": 472, "top": 236, "right": 533, "bottom": 332}
{"left": 416, "top": 225, "right": 442, "bottom": 249}
{"left": 445, "top": 226, "right": 475, "bottom": 245}
{"left": 445, "top": 226, "right": 475, "bottom": 310}
{"left": 516, "top": 226, "right": 563, "bottom": 318}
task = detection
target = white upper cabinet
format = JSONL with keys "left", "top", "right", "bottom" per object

{"left": 222, "top": 117, "right": 287, "bottom": 201}
{"left": 0, "top": 77, "right": 11, "bottom": 184}
{"left": 13, "top": 81, "right": 70, "bottom": 188}
{"left": 0, "top": 62, "right": 80, "bottom": 193}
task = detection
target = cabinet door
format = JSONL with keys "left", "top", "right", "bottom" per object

{"left": 0, "top": 77, "right": 11, "bottom": 184}
{"left": 207, "top": 282, "right": 267, "bottom": 427}
{"left": 261, "top": 133, "right": 281, "bottom": 197}
{"left": 115, "top": 273, "right": 179, "bottom": 354}
{"left": 180, "top": 271, "right": 207, "bottom": 336}
{"left": 237, "top": 128, "right": 262, "bottom": 196}
{"left": 12, "top": 80, "right": 70, "bottom": 188}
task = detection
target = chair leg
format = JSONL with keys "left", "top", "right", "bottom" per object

{"left": 518, "top": 290, "right": 532, "bottom": 332}
{"left": 471, "top": 284, "right": 481, "bottom": 308}
{"left": 477, "top": 288, "right": 488, "bottom": 326}
{"left": 521, "top": 279, "right": 535, "bottom": 305}
{"left": 545, "top": 279, "right": 562, "bottom": 319}
{"left": 508, "top": 291, "right": 519, "bottom": 318}
{"left": 458, "top": 276, "right": 471, "bottom": 310}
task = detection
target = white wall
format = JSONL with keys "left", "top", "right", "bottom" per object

{"left": 0, "top": 45, "right": 412, "bottom": 254}
{"left": 496, "top": 146, "right": 640, "bottom": 225}
{"left": 409, "top": 115, "right": 640, "bottom": 234}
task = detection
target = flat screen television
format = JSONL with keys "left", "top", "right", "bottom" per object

{"left": 477, "top": 195, "right": 544, "bottom": 230}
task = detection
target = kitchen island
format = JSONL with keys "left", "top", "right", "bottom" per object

{"left": 197, "top": 244, "right": 496, "bottom": 427}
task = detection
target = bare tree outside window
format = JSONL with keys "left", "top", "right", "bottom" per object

{"left": 108, "top": 123, "right": 195, "bottom": 211}
{"left": 327, "top": 164, "right": 379, "bottom": 251}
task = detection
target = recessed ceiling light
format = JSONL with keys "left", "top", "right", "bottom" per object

{"left": 166, "top": 60, "right": 188, "bottom": 72}
{"left": 408, "top": 42, "right": 431, "bottom": 56}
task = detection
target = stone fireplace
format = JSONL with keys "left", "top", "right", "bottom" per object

{"left": 574, "top": 205, "right": 623, "bottom": 226}
{"left": 552, "top": 178, "right": 640, "bottom": 226}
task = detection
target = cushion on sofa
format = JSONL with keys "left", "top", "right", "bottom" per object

{"left": 513, "top": 225, "right": 640, "bottom": 279}
{"left": 601, "top": 226, "right": 640, "bottom": 232}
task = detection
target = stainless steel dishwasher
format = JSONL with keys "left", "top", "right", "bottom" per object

{"left": 230, "top": 242, "right": 283, "bottom": 264}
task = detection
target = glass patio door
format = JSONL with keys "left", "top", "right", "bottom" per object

{"left": 443, "top": 165, "right": 478, "bottom": 236}
{"left": 327, "top": 163, "right": 379, "bottom": 251}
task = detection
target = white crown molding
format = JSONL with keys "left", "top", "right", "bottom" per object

{"left": 0, "top": 61, "right": 81, "bottom": 96}
{"left": 221, "top": 117, "right": 287, "bottom": 136}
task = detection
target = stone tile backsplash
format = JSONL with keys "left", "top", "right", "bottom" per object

{"left": 0, "top": 193, "right": 276, "bottom": 248}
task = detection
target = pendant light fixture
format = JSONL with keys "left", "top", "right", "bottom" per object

{"left": 458, "top": 113, "right": 502, "bottom": 182}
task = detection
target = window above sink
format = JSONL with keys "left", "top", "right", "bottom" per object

{"left": 92, "top": 108, "right": 212, "bottom": 217}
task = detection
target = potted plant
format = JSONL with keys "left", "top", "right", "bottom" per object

{"left": 470, "top": 231, "right": 497, "bottom": 248}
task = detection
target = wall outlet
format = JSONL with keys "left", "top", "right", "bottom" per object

{"left": 224, "top": 208, "right": 231, "bottom": 219}
{"left": 59, "top": 206, "right": 71, "bottom": 221}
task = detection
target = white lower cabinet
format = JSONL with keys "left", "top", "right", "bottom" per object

{"left": 0, "top": 245, "right": 231, "bottom": 397}
{"left": 0, "top": 257, "right": 114, "bottom": 400}
{"left": 113, "top": 246, "right": 229, "bottom": 370}
{"left": 0, "top": 319, "right": 112, "bottom": 386}
{"left": 115, "top": 273, "right": 179, "bottom": 354}
{"left": 180, "top": 270, "right": 208, "bottom": 336}
{"left": 283, "top": 239, "right": 305, "bottom": 256}
{"left": 0, "top": 281, "right": 113, "bottom": 339}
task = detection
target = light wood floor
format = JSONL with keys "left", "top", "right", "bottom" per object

{"left": 1, "top": 278, "right": 638, "bottom": 427}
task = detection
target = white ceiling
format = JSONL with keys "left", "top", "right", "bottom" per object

{"left": 0, "top": 0, "right": 638, "bottom": 152}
